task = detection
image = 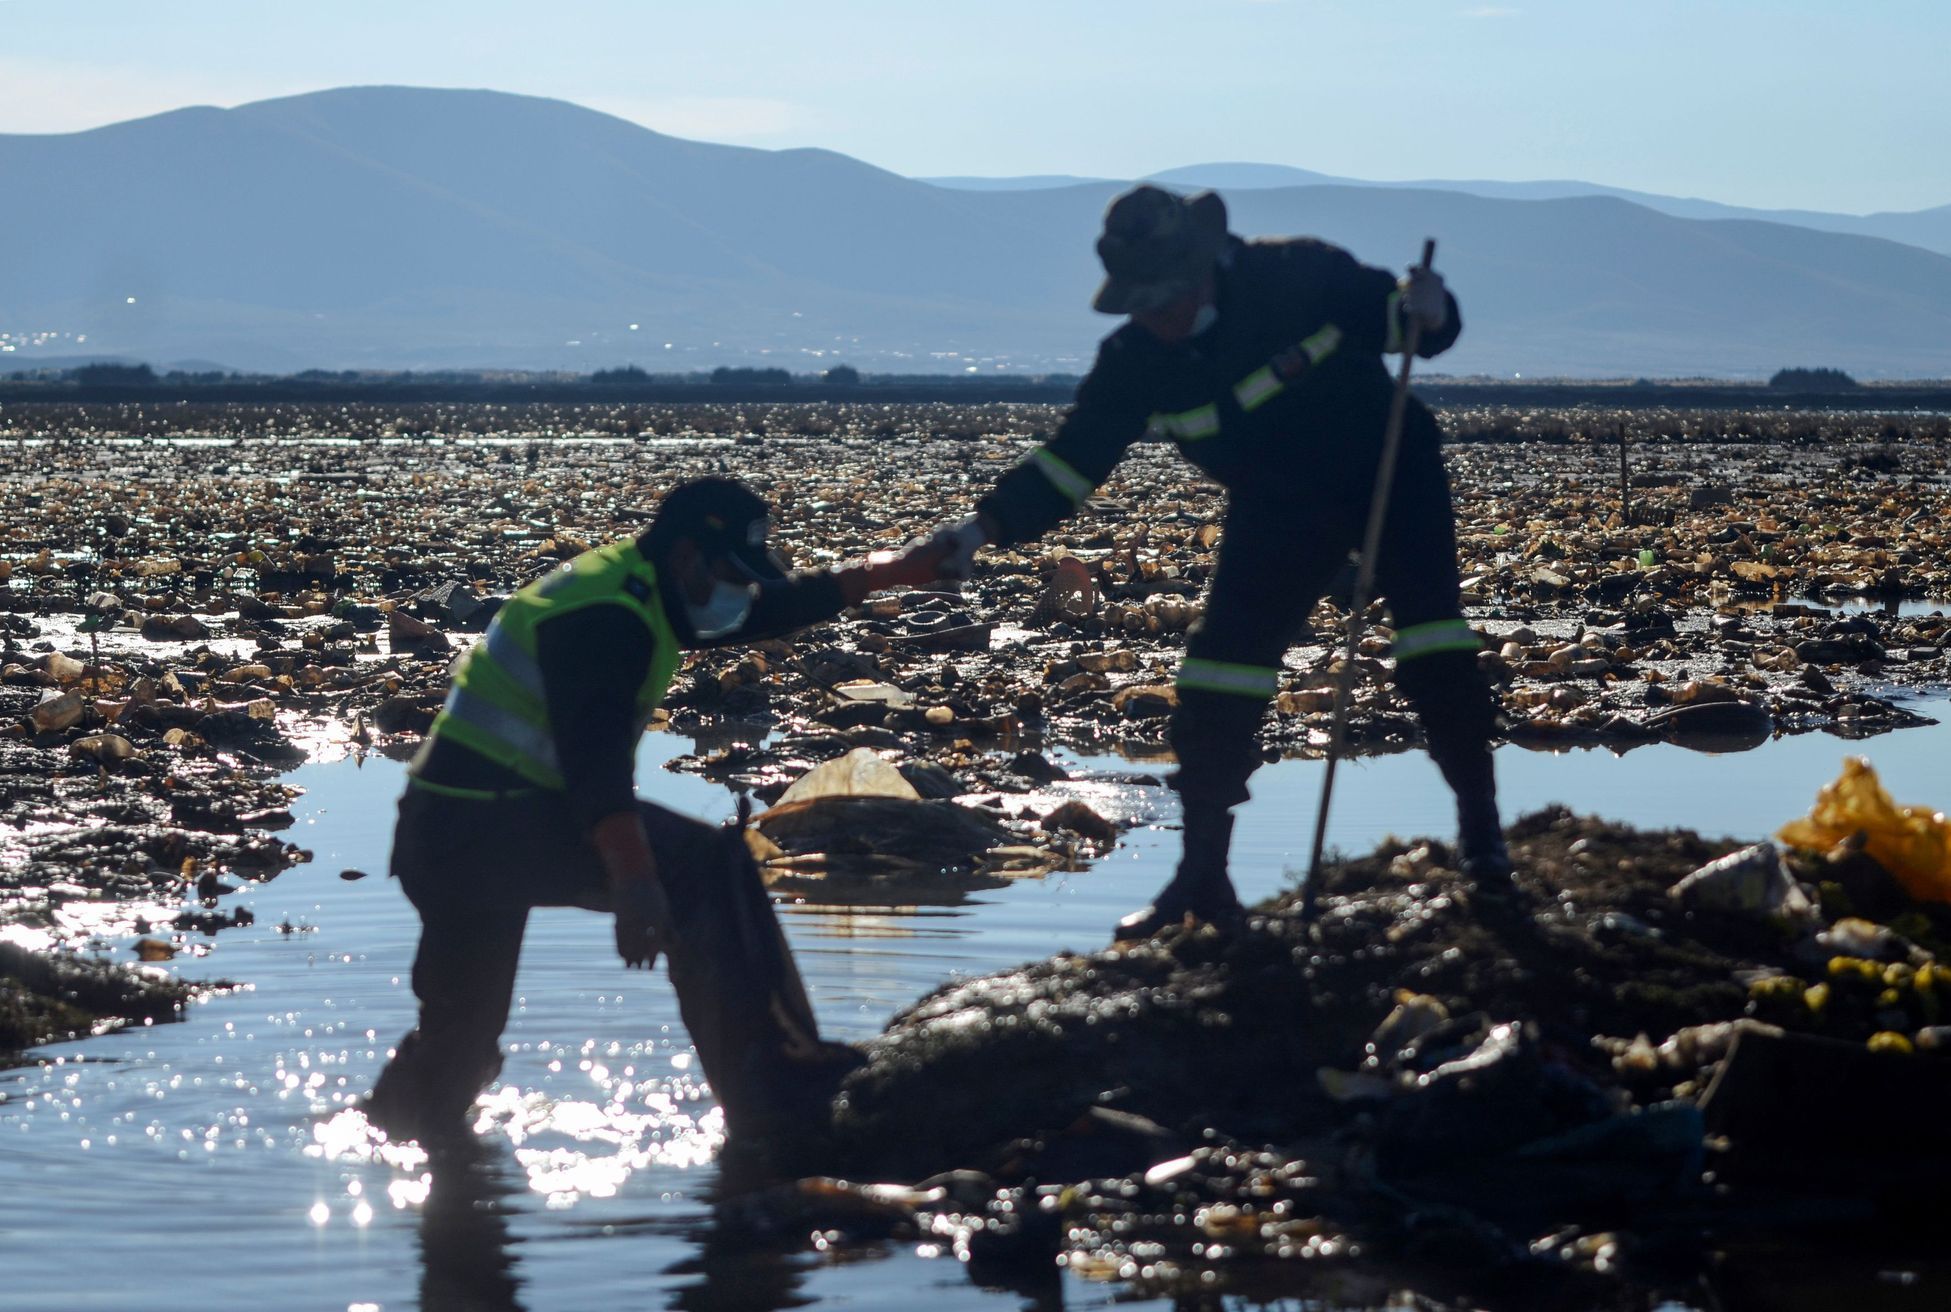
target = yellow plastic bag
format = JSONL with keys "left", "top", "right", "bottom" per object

{"left": 1778, "top": 758, "right": 1951, "bottom": 904}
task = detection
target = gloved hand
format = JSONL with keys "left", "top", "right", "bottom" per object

{"left": 834, "top": 532, "right": 964, "bottom": 605}
{"left": 928, "top": 515, "right": 990, "bottom": 582}
{"left": 613, "top": 872, "right": 673, "bottom": 970}
{"left": 1398, "top": 265, "right": 1449, "bottom": 334}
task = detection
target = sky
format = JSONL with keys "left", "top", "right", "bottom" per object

{"left": 0, "top": 0, "right": 1946, "bottom": 215}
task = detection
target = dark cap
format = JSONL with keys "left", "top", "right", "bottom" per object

{"left": 641, "top": 476, "right": 785, "bottom": 581}
{"left": 1093, "top": 185, "right": 1228, "bottom": 315}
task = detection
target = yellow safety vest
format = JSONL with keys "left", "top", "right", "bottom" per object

{"left": 423, "top": 540, "right": 681, "bottom": 790}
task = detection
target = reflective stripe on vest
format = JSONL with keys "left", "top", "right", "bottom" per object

{"left": 1177, "top": 657, "right": 1280, "bottom": 699}
{"left": 484, "top": 622, "right": 546, "bottom": 699}
{"left": 1233, "top": 324, "right": 1344, "bottom": 413}
{"left": 1393, "top": 619, "right": 1480, "bottom": 661}
{"left": 1032, "top": 447, "right": 1097, "bottom": 506}
{"left": 1384, "top": 288, "right": 1406, "bottom": 354}
{"left": 1147, "top": 403, "right": 1222, "bottom": 442}
{"left": 439, "top": 684, "right": 563, "bottom": 776}
{"left": 423, "top": 539, "right": 680, "bottom": 790}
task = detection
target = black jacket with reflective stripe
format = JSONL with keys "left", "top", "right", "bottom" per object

{"left": 976, "top": 234, "right": 1460, "bottom": 545}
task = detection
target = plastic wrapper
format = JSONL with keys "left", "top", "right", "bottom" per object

{"left": 1778, "top": 757, "right": 1951, "bottom": 904}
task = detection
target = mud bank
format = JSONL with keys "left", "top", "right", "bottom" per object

{"left": 741, "top": 808, "right": 1951, "bottom": 1303}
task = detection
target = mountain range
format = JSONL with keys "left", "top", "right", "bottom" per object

{"left": 3, "top": 86, "right": 1948, "bottom": 378}
{"left": 930, "top": 164, "right": 1951, "bottom": 259}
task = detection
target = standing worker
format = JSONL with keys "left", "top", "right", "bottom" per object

{"left": 930, "top": 186, "right": 1507, "bottom": 940}
{"left": 365, "top": 477, "right": 947, "bottom": 1143}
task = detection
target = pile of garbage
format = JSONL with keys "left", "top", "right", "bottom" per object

{"left": 731, "top": 762, "right": 1951, "bottom": 1298}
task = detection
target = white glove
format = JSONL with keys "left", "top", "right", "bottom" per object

{"left": 1399, "top": 266, "right": 1449, "bottom": 334}
{"left": 931, "top": 516, "right": 989, "bottom": 581}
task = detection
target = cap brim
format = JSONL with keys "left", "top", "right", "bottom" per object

{"left": 1093, "top": 274, "right": 1197, "bottom": 316}
{"left": 725, "top": 543, "right": 787, "bottom": 583}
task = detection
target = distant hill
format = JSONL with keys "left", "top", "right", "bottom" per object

{"left": 928, "top": 162, "right": 1951, "bottom": 259}
{"left": 3, "top": 86, "right": 1949, "bottom": 377}
{"left": 1143, "top": 164, "right": 1951, "bottom": 258}
{"left": 918, "top": 174, "right": 1108, "bottom": 191}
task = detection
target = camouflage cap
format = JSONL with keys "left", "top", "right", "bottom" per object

{"left": 1092, "top": 185, "right": 1228, "bottom": 315}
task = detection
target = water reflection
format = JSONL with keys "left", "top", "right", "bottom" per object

{"left": 662, "top": 1165, "right": 825, "bottom": 1312}
{"left": 418, "top": 1142, "right": 527, "bottom": 1312}
{"left": 6, "top": 710, "right": 1950, "bottom": 1309}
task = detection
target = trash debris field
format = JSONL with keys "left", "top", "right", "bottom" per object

{"left": 3, "top": 401, "right": 1950, "bottom": 1310}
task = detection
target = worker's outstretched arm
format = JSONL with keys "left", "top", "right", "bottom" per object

{"left": 682, "top": 536, "right": 952, "bottom": 649}
{"left": 944, "top": 340, "right": 1151, "bottom": 568}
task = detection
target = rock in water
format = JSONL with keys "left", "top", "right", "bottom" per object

{"left": 775, "top": 747, "right": 920, "bottom": 804}
{"left": 755, "top": 795, "right": 1011, "bottom": 873}
{"left": 70, "top": 733, "right": 138, "bottom": 764}
{"left": 29, "top": 691, "right": 86, "bottom": 733}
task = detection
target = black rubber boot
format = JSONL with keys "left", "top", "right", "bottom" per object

{"left": 1459, "top": 788, "right": 1513, "bottom": 882}
{"left": 1114, "top": 808, "right": 1243, "bottom": 941}
{"left": 664, "top": 816, "right": 853, "bottom": 1141}
{"left": 361, "top": 1030, "right": 497, "bottom": 1148}
{"left": 1420, "top": 704, "right": 1513, "bottom": 884}
{"left": 1394, "top": 646, "right": 1509, "bottom": 885}
{"left": 1459, "top": 773, "right": 1513, "bottom": 905}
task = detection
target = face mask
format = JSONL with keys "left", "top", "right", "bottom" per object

{"left": 1190, "top": 301, "right": 1219, "bottom": 336}
{"left": 687, "top": 579, "right": 756, "bottom": 640}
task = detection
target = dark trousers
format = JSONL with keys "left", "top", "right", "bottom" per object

{"left": 1170, "top": 422, "right": 1497, "bottom": 822}
{"left": 372, "top": 786, "right": 825, "bottom": 1138}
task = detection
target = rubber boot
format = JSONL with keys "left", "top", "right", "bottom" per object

{"left": 1394, "top": 647, "right": 1508, "bottom": 885}
{"left": 1455, "top": 786, "right": 1513, "bottom": 884}
{"left": 1114, "top": 807, "right": 1243, "bottom": 941}
{"left": 362, "top": 1029, "right": 498, "bottom": 1148}
{"left": 1423, "top": 713, "right": 1512, "bottom": 884}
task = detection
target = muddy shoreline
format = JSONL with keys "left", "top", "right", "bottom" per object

{"left": 765, "top": 805, "right": 1951, "bottom": 1305}
{"left": 2, "top": 407, "right": 1945, "bottom": 1050}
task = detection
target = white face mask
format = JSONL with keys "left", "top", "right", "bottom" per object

{"left": 687, "top": 579, "right": 756, "bottom": 640}
{"left": 1190, "top": 301, "right": 1219, "bottom": 336}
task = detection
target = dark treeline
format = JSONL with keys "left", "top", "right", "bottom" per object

{"left": 1767, "top": 366, "right": 1861, "bottom": 391}
{"left": 4, "top": 364, "right": 1951, "bottom": 411}
{"left": 0, "top": 373, "right": 1084, "bottom": 406}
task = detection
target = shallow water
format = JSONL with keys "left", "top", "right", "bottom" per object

{"left": 5, "top": 701, "right": 1950, "bottom": 1311}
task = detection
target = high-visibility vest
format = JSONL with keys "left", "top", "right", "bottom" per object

{"left": 423, "top": 540, "right": 681, "bottom": 790}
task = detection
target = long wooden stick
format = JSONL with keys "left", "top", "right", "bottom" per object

{"left": 1302, "top": 238, "right": 1437, "bottom": 923}
{"left": 1618, "top": 421, "right": 1632, "bottom": 523}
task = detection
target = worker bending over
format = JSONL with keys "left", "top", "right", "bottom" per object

{"left": 367, "top": 478, "right": 946, "bottom": 1142}
{"left": 932, "top": 186, "right": 1506, "bottom": 939}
